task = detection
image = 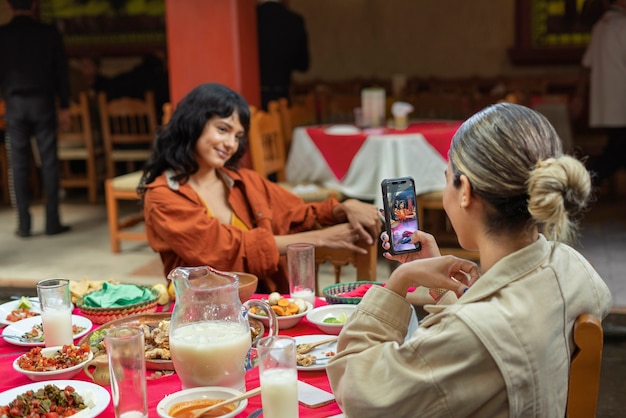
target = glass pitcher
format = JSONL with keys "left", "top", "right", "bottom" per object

{"left": 167, "top": 266, "right": 277, "bottom": 391}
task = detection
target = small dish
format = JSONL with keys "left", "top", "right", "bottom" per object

{"left": 0, "top": 299, "right": 41, "bottom": 326}
{"left": 248, "top": 301, "right": 313, "bottom": 330}
{"left": 157, "top": 386, "right": 248, "bottom": 418}
{"left": 294, "top": 335, "right": 338, "bottom": 371}
{"left": 306, "top": 304, "right": 356, "bottom": 335}
{"left": 324, "top": 125, "right": 361, "bottom": 135}
{"left": 13, "top": 345, "right": 93, "bottom": 382}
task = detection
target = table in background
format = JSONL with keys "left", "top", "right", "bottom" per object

{"left": 0, "top": 296, "right": 342, "bottom": 418}
{"left": 286, "top": 121, "right": 462, "bottom": 208}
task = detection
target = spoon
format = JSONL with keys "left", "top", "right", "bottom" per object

{"left": 186, "top": 387, "right": 262, "bottom": 418}
{"left": 296, "top": 336, "right": 338, "bottom": 354}
{"left": 0, "top": 334, "right": 34, "bottom": 343}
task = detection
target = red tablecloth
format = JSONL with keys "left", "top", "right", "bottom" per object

{"left": 306, "top": 121, "right": 462, "bottom": 180}
{"left": 0, "top": 296, "right": 342, "bottom": 417}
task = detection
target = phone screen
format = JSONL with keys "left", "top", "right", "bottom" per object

{"left": 381, "top": 177, "right": 421, "bottom": 254}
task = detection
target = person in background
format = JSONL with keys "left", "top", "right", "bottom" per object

{"left": 257, "top": 0, "right": 309, "bottom": 109}
{"left": 326, "top": 103, "right": 612, "bottom": 417}
{"left": 573, "top": 0, "right": 626, "bottom": 187}
{"left": 138, "top": 83, "right": 381, "bottom": 293}
{"left": 0, "top": 0, "right": 71, "bottom": 237}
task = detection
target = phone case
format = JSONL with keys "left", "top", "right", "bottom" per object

{"left": 297, "top": 380, "right": 335, "bottom": 408}
{"left": 381, "top": 177, "right": 422, "bottom": 255}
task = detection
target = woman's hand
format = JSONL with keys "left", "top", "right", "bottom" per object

{"left": 380, "top": 230, "right": 441, "bottom": 262}
{"left": 314, "top": 223, "right": 369, "bottom": 254}
{"left": 386, "top": 255, "right": 480, "bottom": 298}
{"left": 333, "top": 199, "right": 382, "bottom": 245}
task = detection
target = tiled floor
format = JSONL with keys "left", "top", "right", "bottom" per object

{"left": 0, "top": 192, "right": 624, "bottom": 416}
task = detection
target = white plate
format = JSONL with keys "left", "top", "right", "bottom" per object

{"left": 2, "top": 315, "right": 92, "bottom": 347}
{"left": 323, "top": 125, "right": 361, "bottom": 135}
{"left": 0, "top": 379, "right": 110, "bottom": 417}
{"left": 0, "top": 299, "right": 42, "bottom": 326}
{"left": 295, "top": 334, "right": 338, "bottom": 371}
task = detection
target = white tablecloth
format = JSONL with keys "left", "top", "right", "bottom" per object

{"left": 286, "top": 127, "right": 448, "bottom": 209}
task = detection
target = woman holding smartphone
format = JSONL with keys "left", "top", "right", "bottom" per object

{"left": 326, "top": 103, "right": 612, "bottom": 417}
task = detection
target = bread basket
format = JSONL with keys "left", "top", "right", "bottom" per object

{"left": 322, "top": 281, "right": 383, "bottom": 305}
{"left": 76, "top": 285, "right": 160, "bottom": 324}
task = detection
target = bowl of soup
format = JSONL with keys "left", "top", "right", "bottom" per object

{"left": 156, "top": 386, "right": 247, "bottom": 418}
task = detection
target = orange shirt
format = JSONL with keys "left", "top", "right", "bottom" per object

{"left": 143, "top": 167, "right": 340, "bottom": 292}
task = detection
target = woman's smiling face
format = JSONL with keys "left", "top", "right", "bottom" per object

{"left": 195, "top": 112, "right": 245, "bottom": 169}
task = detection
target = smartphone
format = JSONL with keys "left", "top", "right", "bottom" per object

{"left": 381, "top": 177, "right": 422, "bottom": 254}
{"left": 297, "top": 380, "right": 336, "bottom": 408}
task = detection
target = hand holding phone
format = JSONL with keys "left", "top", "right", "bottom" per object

{"left": 381, "top": 177, "right": 422, "bottom": 255}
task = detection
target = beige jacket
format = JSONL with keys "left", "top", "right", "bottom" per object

{"left": 326, "top": 235, "right": 612, "bottom": 418}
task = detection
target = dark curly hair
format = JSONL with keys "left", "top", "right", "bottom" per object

{"left": 138, "top": 83, "right": 250, "bottom": 197}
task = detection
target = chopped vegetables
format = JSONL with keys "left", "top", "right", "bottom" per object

{"left": 0, "top": 384, "right": 88, "bottom": 417}
{"left": 17, "top": 344, "right": 90, "bottom": 372}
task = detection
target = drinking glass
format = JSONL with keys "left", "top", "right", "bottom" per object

{"left": 287, "top": 243, "right": 315, "bottom": 305}
{"left": 257, "top": 336, "right": 298, "bottom": 418}
{"left": 105, "top": 327, "right": 148, "bottom": 418}
{"left": 36, "top": 278, "right": 73, "bottom": 347}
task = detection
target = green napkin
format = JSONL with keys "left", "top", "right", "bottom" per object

{"left": 83, "top": 282, "right": 154, "bottom": 308}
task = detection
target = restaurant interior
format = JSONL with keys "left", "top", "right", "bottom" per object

{"left": 0, "top": 0, "right": 625, "bottom": 416}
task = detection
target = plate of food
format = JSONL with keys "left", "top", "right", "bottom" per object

{"left": 1, "top": 315, "right": 92, "bottom": 347}
{"left": 0, "top": 297, "right": 41, "bottom": 326}
{"left": 0, "top": 379, "right": 110, "bottom": 417}
{"left": 294, "top": 334, "right": 338, "bottom": 371}
{"left": 77, "top": 313, "right": 265, "bottom": 371}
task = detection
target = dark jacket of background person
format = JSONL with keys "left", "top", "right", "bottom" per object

{"left": 257, "top": 0, "right": 310, "bottom": 109}
{"left": 0, "top": 16, "right": 70, "bottom": 109}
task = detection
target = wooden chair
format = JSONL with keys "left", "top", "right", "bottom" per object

{"left": 277, "top": 95, "right": 316, "bottom": 153}
{"left": 416, "top": 190, "right": 480, "bottom": 261}
{"left": 248, "top": 102, "right": 343, "bottom": 202}
{"left": 314, "top": 240, "right": 378, "bottom": 295}
{"left": 566, "top": 313, "right": 604, "bottom": 418}
{"left": 105, "top": 170, "right": 146, "bottom": 253}
{"left": 98, "top": 90, "right": 158, "bottom": 179}
{"left": 57, "top": 92, "right": 104, "bottom": 204}
{"left": 104, "top": 101, "right": 171, "bottom": 253}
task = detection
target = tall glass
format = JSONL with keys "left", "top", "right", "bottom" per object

{"left": 36, "top": 278, "right": 73, "bottom": 347}
{"left": 258, "top": 336, "right": 299, "bottom": 418}
{"left": 105, "top": 327, "right": 148, "bottom": 418}
{"left": 287, "top": 243, "right": 316, "bottom": 305}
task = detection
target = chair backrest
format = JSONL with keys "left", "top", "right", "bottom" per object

{"left": 162, "top": 102, "right": 172, "bottom": 126}
{"left": 566, "top": 313, "right": 604, "bottom": 418}
{"left": 59, "top": 92, "right": 93, "bottom": 149}
{"left": 278, "top": 94, "right": 317, "bottom": 152}
{"left": 98, "top": 90, "right": 158, "bottom": 178}
{"left": 314, "top": 240, "right": 378, "bottom": 295}
{"left": 248, "top": 102, "right": 287, "bottom": 182}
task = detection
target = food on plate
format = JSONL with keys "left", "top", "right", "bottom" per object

{"left": 17, "top": 344, "right": 90, "bottom": 372}
{"left": 297, "top": 354, "right": 317, "bottom": 367}
{"left": 0, "top": 384, "right": 92, "bottom": 417}
{"left": 322, "top": 312, "right": 348, "bottom": 324}
{"left": 251, "top": 293, "right": 307, "bottom": 317}
{"left": 168, "top": 398, "right": 236, "bottom": 417}
{"left": 89, "top": 319, "right": 171, "bottom": 360}
{"left": 20, "top": 324, "right": 87, "bottom": 343}
{"left": 4, "top": 297, "right": 39, "bottom": 323}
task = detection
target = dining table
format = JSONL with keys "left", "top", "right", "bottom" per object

{"left": 0, "top": 295, "right": 344, "bottom": 418}
{"left": 285, "top": 120, "right": 463, "bottom": 209}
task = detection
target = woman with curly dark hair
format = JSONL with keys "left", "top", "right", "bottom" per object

{"left": 139, "top": 83, "right": 380, "bottom": 293}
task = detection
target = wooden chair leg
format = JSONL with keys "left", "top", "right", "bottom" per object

{"left": 105, "top": 179, "right": 121, "bottom": 253}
